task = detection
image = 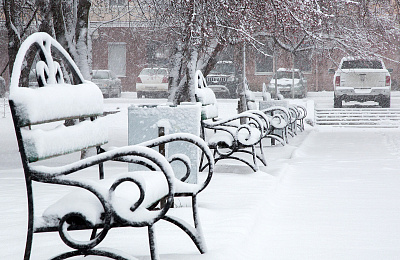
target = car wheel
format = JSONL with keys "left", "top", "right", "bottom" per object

{"left": 334, "top": 95, "right": 342, "bottom": 108}
{"left": 379, "top": 96, "right": 390, "bottom": 108}
{"left": 137, "top": 91, "right": 143, "bottom": 98}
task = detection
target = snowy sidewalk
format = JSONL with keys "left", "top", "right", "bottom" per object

{"left": 258, "top": 128, "right": 400, "bottom": 260}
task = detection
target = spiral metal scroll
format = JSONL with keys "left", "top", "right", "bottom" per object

{"left": 168, "top": 153, "right": 192, "bottom": 182}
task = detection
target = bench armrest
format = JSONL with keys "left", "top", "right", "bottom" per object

{"left": 115, "top": 133, "right": 214, "bottom": 195}
{"left": 30, "top": 146, "right": 176, "bottom": 225}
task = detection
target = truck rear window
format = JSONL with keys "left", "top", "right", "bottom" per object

{"left": 341, "top": 60, "right": 383, "bottom": 69}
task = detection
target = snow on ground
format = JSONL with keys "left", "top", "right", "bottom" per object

{"left": 1, "top": 92, "right": 400, "bottom": 259}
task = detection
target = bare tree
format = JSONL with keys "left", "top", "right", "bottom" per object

{"left": 134, "top": 0, "right": 399, "bottom": 105}
{"left": 3, "top": 0, "right": 92, "bottom": 79}
{"left": 142, "top": 0, "right": 255, "bottom": 104}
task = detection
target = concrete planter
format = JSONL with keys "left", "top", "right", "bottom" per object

{"left": 259, "top": 100, "right": 289, "bottom": 110}
{"left": 128, "top": 102, "right": 201, "bottom": 183}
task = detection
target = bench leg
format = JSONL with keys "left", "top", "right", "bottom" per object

{"left": 257, "top": 140, "right": 267, "bottom": 166}
{"left": 24, "top": 181, "right": 34, "bottom": 260}
{"left": 191, "top": 196, "right": 207, "bottom": 253}
{"left": 148, "top": 225, "right": 160, "bottom": 260}
{"left": 252, "top": 145, "right": 258, "bottom": 171}
{"left": 24, "top": 218, "right": 34, "bottom": 260}
{"left": 162, "top": 195, "right": 207, "bottom": 254}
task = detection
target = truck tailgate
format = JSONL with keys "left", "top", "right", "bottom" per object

{"left": 340, "top": 69, "right": 387, "bottom": 88}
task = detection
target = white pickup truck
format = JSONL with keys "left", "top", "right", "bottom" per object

{"left": 330, "top": 57, "right": 392, "bottom": 108}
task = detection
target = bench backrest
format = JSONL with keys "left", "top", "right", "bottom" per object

{"left": 194, "top": 70, "right": 219, "bottom": 120}
{"left": 9, "top": 32, "right": 107, "bottom": 163}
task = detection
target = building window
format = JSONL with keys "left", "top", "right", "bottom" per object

{"left": 108, "top": 42, "right": 126, "bottom": 76}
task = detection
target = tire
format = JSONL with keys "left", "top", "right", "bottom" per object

{"left": 380, "top": 96, "right": 390, "bottom": 108}
{"left": 137, "top": 91, "right": 143, "bottom": 98}
{"left": 334, "top": 95, "right": 342, "bottom": 108}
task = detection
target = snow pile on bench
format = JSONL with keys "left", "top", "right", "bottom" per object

{"left": 22, "top": 117, "right": 108, "bottom": 162}
{"left": 9, "top": 82, "right": 103, "bottom": 126}
{"left": 195, "top": 87, "right": 219, "bottom": 120}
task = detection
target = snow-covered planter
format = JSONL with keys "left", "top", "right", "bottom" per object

{"left": 128, "top": 103, "right": 202, "bottom": 183}
{"left": 259, "top": 99, "right": 289, "bottom": 110}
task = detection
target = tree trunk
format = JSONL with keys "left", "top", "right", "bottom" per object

{"left": 185, "top": 44, "right": 198, "bottom": 103}
{"left": 168, "top": 38, "right": 227, "bottom": 105}
{"left": 168, "top": 40, "right": 184, "bottom": 103}
{"left": 238, "top": 42, "right": 247, "bottom": 115}
{"left": 37, "top": 0, "right": 55, "bottom": 35}
{"left": 50, "top": 0, "right": 91, "bottom": 80}
{"left": 4, "top": 0, "right": 23, "bottom": 77}
{"left": 75, "top": 0, "right": 92, "bottom": 80}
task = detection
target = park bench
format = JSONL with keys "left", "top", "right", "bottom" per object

{"left": 287, "top": 104, "right": 307, "bottom": 136}
{"left": 261, "top": 85, "right": 307, "bottom": 140}
{"left": 294, "top": 104, "right": 307, "bottom": 132}
{"left": 245, "top": 82, "right": 290, "bottom": 146}
{"left": 194, "top": 70, "right": 266, "bottom": 172}
{"left": 9, "top": 32, "right": 214, "bottom": 260}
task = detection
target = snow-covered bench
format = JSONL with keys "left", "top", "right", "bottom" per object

{"left": 194, "top": 70, "right": 266, "bottom": 172}
{"left": 259, "top": 95, "right": 307, "bottom": 143}
{"left": 288, "top": 104, "right": 307, "bottom": 136}
{"left": 245, "top": 83, "right": 290, "bottom": 146}
{"left": 9, "top": 32, "right": 214, "bottom": 260}
{"left": 294, "top": 104, "right": 307, "bottom": 132}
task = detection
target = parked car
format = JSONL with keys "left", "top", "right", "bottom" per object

{"left": 329, "top": 57, "right": 392, "bottom": 108}
{"left": 92, "top": 69, "right": 122, "bottom": 98}
{"left": 208, "top": 85, "right": 231, "bottom": 98}
{"left": 267, "top": 68, "right": 307, "bottom": 98}
{"left": 136, "top": 68, "right": 169, "bottom": 98}
{"left": 206, "top": 60, "right": 239, "bottom": 98}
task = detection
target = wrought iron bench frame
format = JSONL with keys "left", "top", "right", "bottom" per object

{"left": 9, "top": 32, "right": 214, "bottom": 260}
{"left": 194, "top": 70, "right": 266, "bottom": 172}
{"left": 294, "top": 104, "right": 307, "bottom": 132}
{"left": 245, "top": 84, "right": 290, "bottom": 146}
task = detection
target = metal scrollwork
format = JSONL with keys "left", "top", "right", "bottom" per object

{"left": 58, "top": 212, "right": 110, "bottom": 250}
